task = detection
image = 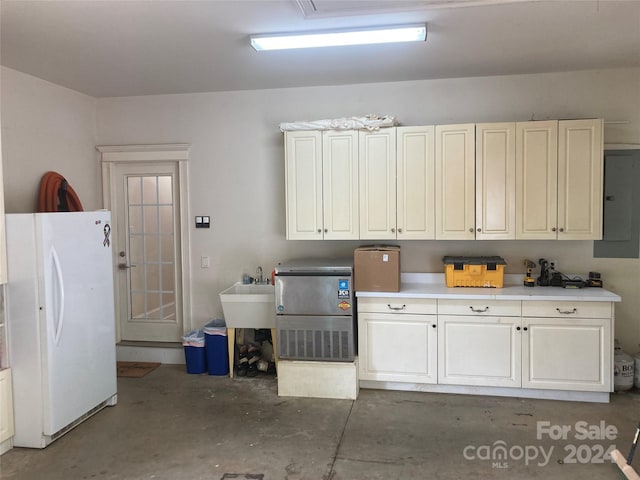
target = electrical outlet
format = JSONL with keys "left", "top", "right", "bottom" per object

{"left": 548, "top": 259, "right": 558, "bottom": 271}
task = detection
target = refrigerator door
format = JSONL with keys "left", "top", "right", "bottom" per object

{"left": 275, "top": 274, "right": 353, "bottom": 316}
{"left": 37, "top": 211, "right": 117, "bottom": 435}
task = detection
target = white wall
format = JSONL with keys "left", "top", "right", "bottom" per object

{"left": 3, "top": 65, "right": 640, "bottom": 352}
{"left": 0, "top": 67, "right": 100, "bottom": 213}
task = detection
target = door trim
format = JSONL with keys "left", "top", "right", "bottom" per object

{"left": 97, "top": 144, "right": 192, "bottom": 342}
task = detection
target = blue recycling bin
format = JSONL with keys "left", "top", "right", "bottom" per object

{"left": 204, "top": 319, "right": 229, "bottom": 376}
{"left": 182, "top": 329, "right": 207, "bottom": 374}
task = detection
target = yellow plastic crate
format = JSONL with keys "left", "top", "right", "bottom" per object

{"left": 443, "top": 256, "right": 506, "bottom": 288}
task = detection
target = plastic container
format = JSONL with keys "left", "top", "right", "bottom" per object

{"left": 204, "top": 318, "right": 229, "bottom": 376}
{"left": 614, "top": 339, "right": 634, "bottom": 391}
{"left": 182, "top": 329, "right": 207, "bottom": 374}
{"left": 443, "top": 256, "right": 506, "bottom": 288}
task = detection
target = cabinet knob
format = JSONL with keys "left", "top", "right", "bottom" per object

{"left": 477, "top": 227, "right": 482, "bottom": 232}
{"left": 551, "top": 227, "right": 557, "bottom": 232}
{"left": 432, "top": 324, "right": 436, "bottom": 328}
{"left": 398, "top": 228, "right": 403, "bottom": 233}
{"left": 469, "top": 228, "right": 474, "bottom": 233}
{"left": 516, "top": 326, "right": 521, "bottom": 331}
{"left": 523, "top": 327, "right": 528, "bottom": 331}
{"left": 324, "top": 228, "right": 328, "bottom": 233}
{"left": 391, "top": 228, "right": 396, "bottom": 233}
{"left": 317, "top": 229, "right": 322, "bottom": 233}
{"left": 559, "top": 228, "right": 564, "bottom": 233}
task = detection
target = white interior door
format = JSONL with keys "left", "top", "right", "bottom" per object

{"left": 112, "top": 163, "right": 184, "bottom": 342}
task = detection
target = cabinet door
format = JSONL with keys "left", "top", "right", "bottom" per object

{"left": 438, "top": 315, "right": 521, "bottom": 387}
{"left": 475, "top": 123, "right": 515, "bottom": 239}
{"left": 284, "top": 131, "right": 323, "bottom": 240}
{"left": 359, "top": 313, "right": 437, "bottom": 384}
{"left": 359, "top": 129, "right": 397, "bottom": 240}
{"left": 435, "top": 124, "right": 475, "bottom": 240}
{"left": 557, "top": 119, "right": 603, "bottom": 240}
{"left": 322, "top": 131, "right": 359, "bottom": 240}
{"left": 0, "top": 123, "right": 6, "bottom": 284}
{"left": 522, "top": 317, "right": 611, "bottom": 392}
{"left": 515, "top": 121, "right": 558, "bottom": 239}
{"left": 397, "top": 126, "right": 435, "bottom": 240}
{"left": 0, "top": 368, "right": 14, "bottom": 444}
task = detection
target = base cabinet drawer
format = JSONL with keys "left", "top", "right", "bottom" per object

{"left": 438, "top": 299, "right": 521, "bottom": 317}
{"left": 358, "top": 297, "right": 437, "bottom": 315}
{"left": 358, "top": 313, "right": 437, "bottom": 384}
{"left": 523, "top": 301, "right": 612, "bottom": 319}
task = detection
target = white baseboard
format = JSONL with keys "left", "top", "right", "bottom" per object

{"left": 0, "top": 437, "right": 13, "bottom": 455}
{"left": 359, "top": 380, "right": 610, "bottom": 403}
{"left": 116, "top": 343, "right": 185, "bottom": 364}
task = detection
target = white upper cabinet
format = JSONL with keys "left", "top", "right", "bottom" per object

{"left": 516, "top": 119, "right": 603, "bottom": 240}
{"left": 285, "top": 131, "right": 322, "bottom": 240}
{"left": 285, "top": 130, "right": 359, "bottom": 240}
{"left": 397, "top": 126, "right": 436, "bottom": 240}
{"left": 557, "top": 119, "right": 603, "bottom": 240}
{"left": 359, "top": 129, "right": 397, "bottom": 240}
{"left": 516, "top": 120, "right": 559, "bottom": 239}
{"left": 475, "top": 123, "right": 516, "bottom": 239}
{"left": 322, "top": 131, "right": 360, "bottom": 240}
{"left": 283, "top": 118, "right": 603, "bottom": 242}
{"left": 435, "top": 124, "right": 475, "bottom": 240}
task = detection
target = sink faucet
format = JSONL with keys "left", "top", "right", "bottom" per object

{"left": 256, "top": 266, "right": 264, "bottom": 284}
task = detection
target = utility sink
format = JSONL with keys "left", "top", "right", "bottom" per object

{"left": 219, "top": 282, "right": 276, "bottom": 328}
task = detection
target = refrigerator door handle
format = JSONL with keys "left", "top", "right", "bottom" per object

{"left": 51, "top": 247, "right": 66, "bottom": 345}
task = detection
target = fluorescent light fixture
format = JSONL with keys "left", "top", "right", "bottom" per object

{"left": 250, "top": 24, "right": 427, "bottom": 51}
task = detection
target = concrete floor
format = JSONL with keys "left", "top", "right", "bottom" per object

{"left": 1, "top": 365, "right": 638, "bottom": 480}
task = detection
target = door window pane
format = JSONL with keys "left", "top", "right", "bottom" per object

{"left": 126, "top": 174, "right": 177, "bottom": 322}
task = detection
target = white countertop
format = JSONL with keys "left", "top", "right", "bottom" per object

{"left": 356, "top": 273, "right": 622, "bottom": 302}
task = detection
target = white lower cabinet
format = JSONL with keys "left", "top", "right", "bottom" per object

{"left": 438, "top": 315, "right": 521, "bottom": 387}
{"left": 522, "top": 301, "right": 612, "bottom": 392}
{"left": 0, "top": 368, "right": 14, "bottom": 450}
{"left": 437, "top": 300, "right": 522, "bottom": 388}
{"left": 358, "top": 298, "right": 437, "bottom": 383}
{"left": 357, "top": 297, "right": 614, "bottom": 397}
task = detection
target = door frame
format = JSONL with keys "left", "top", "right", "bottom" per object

{"left": 97, "top": 144, "right": 192, "bottom": 342}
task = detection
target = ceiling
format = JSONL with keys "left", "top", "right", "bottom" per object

{"left": 1, "top": 0, "right": 639, "bottom": 98}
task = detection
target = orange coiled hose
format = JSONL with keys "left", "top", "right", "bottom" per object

{"left": 36, "top": 171, "right": 84, "bottom": 212}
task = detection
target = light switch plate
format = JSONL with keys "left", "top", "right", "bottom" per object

{"left": 195, "top": 216, "right": 211, "bottom": 228}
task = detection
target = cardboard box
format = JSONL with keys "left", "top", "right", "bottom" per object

{"left": 354, "top": 245, "right": 400, "bottom": 292}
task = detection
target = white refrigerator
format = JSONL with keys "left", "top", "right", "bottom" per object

{"left": 6, "top": 211, "right": 117, "bottom": 448}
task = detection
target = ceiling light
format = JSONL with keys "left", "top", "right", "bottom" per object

{"left": 250, "top": 24, "right": 427, "bottom": 51}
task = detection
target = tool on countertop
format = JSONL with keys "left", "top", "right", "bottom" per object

{"left": 536, "top": 259, "right": 604, "bottom": 288}
{"left": 537, "top": 258, "right": 551, "bottom": 286}
{"left": 523, "top": 259, "right": 536, "bottom": 287}
{"left": 587, "top": 271, "right": 603, "bottom": 288}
